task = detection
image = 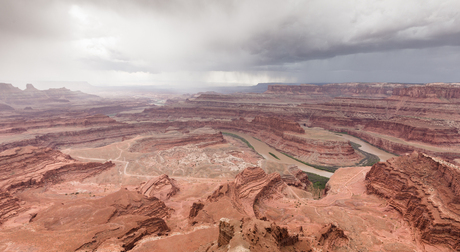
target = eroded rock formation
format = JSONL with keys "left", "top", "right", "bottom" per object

{"left": 251, "top": 116, "right": 305, "bottom": 134}
{"left": 0, "top": 114, "right": 118, "bottom": 133}
{"left": 366, "top": 152, "right": 460, "bottom": 250}
{"left": 129, "top": 128, "right": 226, "bottom": 153}
{"left": 200, "top": 217, "right": 304, "bottom": 252}
{"left": 32, "top": 188, "right": 172, "bottom": 251}
{"left": 0, "top": 146, "right": 114, "bottom": 192}
{"left": 208, "top": 167, "right": 288, "bottom": 218}
{"left": 265, "top": 82, "right": 400, "bottom": 98}
{"left": 392, "top": 83, "right": 460, "bottom": 99}
{"left": 317, "top": 223, "right": 349, "bottom": 250}
{"left": 139, "top": 174, "right": 180, "bottom": 201}
{"left": 0, "top": 146, "right": 114, "bottom": 225}
{"left": 0, "top": 83, "right": 100, "bottom": 106}
{"left": 281, "top": 166, "right": 311, "bottom": 190}
{"left": 0, "top": 190, "right": 20, "bottom": 225}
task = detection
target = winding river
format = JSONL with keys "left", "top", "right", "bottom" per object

{"left": 226, "top": 131, "right": 396, "bottom": 179}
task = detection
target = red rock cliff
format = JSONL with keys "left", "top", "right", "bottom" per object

{"left": 392, "top": 84, "right": 460, "bottom": 99}
{"left": 265, "top": 83, "right": 401, "bottom": 97}
{"left": 366, "top": 153, "right": 460, "bottom": 250}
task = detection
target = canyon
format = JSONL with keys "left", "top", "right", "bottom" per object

{"left": 0, "top": 82, "right": 459, "bottom": 251}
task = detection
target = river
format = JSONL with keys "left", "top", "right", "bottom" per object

{"left": 226, "top": 132, "right": 334, "bottom": 178}
{"left": 226, "top": 131, "right": 396, "bottom": 179}
{"left": 335, "top": 133, "right": 396, "bottom": 162}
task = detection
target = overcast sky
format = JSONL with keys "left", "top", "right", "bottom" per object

{"left": 1, "top": 0, "right": 460, "bottom": 89}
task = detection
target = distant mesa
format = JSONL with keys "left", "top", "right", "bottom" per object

{"left": 25, "top": 83, "right": 39, "bottom": 91}
{"left": 0, "top": 82, "right": 101, "bottom": 107}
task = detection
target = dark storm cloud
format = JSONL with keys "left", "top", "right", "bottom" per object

{"left": 1, "top": 0, "right": 460, "bottom": 86}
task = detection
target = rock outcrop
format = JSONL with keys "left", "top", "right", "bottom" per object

{"left": 139, "top": 174, "right": 180, "bottom": 201}
{"left": 0, "top": 146, "right": 114, "bottom": 225}
{"left": 0, "top": 190, "right": 20, "bottom": 225}
{"left": 392, "top": 83, "right": 460, "bottom": 99}
{"left": 208, "top": 167, "right": 287, "bottom": 218}
{"left": 189, "top": 202, "right": 205, "bottom": 218}
{"left": 317, "top": 223, "right": 349, "bottom": 250}
{"left": 0, "top": 114, "right": 118, "bottom": 133}
{"left": 366, "top": 152, "right": 460, "bottom": 250}
{"left": 251, "top": 116, "right": 305, "bottom": 134}
{"left": 129, "top": 128, "right": 226, "bottom": 153}
{"left": 281, "top": 166, "right": 311, "bottom": 190}
{"left": 200, "top": 217, "right": 303, "bottom": 252}
{"left": 0, "top": 146, "right": 114, "bottom": 192}
{"left": 31, "top": 188, "right": 172, "bottom": 251}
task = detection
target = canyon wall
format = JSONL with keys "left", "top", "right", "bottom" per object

{"left": 265, "top": 83, "right": 403, "bottom": 97}
{"left": 0, "top": 114, "right": 118, "bottom": 133}
{"left": 129, "top": 129, "right": 226, "bottom": 153}
{"left": 0, "top": 116, "right": 362, "bottom": 167}
{"left": 0, "top": 146, "right": 114, "bottom": 192}
{"left": 0, "top": 146, "right": 114, "bottom": 225}
{"left": 392, "top": 83, "right": 460, "bottom": 99}
{"left": 366, "top": 153, "right": 460, "bottom": 250}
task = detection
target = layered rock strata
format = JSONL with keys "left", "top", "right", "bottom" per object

{"left": 129, "top": 128, "right": 226, "bottom": 153}
{"left": 208, "top": 167, "right": 288, "bottom": 218}
{"left": 0, "top": 146, "right": 114, "bottom": 192}
{"left": 281, "top": 166, "right": 311, "bottom": 190}
{"left": 32, "top": 189, "right": 172, "bottom": 251}
{"left": 265, "top": 82, "right": 402, "bottom": 97}
{"left": 139, "top": 174, "right": 180, "bottom": 201}
{"left": 202, "top": 217, "right": 303, "bottom": 252}
{"left": 0, "top": 114, "right": 118, "bottom": 133}
{"left": 366, "top": 152, "right": 460, "bottom": 250}
{"left": 0, "top": 190, "right": 20, "bottom": 225}
{"left": 0, "top": 146, "right": 114, "bottom": 225}
{"left": 392, "top": 83, "right": 460, "bottom": 99}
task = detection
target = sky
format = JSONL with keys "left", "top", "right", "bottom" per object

{"left": 1, "top": 0, "right": 460, "bottom": 89}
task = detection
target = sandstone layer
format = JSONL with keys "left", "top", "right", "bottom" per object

{"left": 0, "top": 146, "right": 114, "bottom": 192}
{"left": 139, "top": 174, "right": 180, "bottom": 201}
{"left": 207, "top": 166, "right": 288, "bottom": 218}
{"left": 129, "top": 128, "right": 226, "bottom": 153}
{"left": 198, "top": 217, "right": 305, "bottom": 252}
{"left": 366, "top": 152, "right": 460, "bottom": 250}
{"left": 7, "top": 188, "right": 172, "bottom": 251}
{"left": 0, "top": 146, "right": 114, "bottom": 225}
{"left": 265, "top": 82, "right": 403, "bottom": 98}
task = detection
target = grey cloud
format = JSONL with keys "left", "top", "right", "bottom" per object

{"left": 0, "top": 0, "right": 73, "bottom": 39}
